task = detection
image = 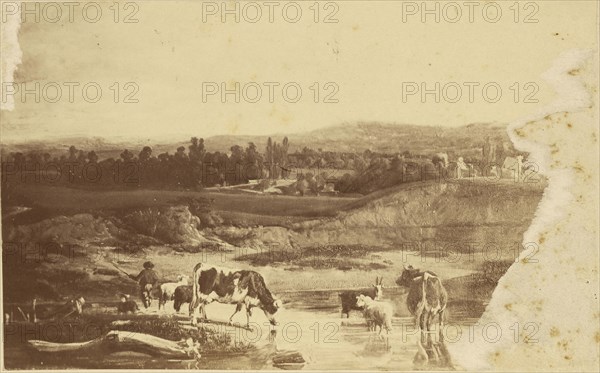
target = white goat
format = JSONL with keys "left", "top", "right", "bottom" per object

{"left": 356, "top": 294, "right": 393, "bottom": 335}
{"left": 159, "top": 275, "right": 189, "bottom": 310}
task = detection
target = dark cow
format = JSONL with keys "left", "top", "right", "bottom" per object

{"left": 396, "top": 265, "right": 449, "bottom": 365}
{"left": 116, "top": 294, "right": 139, "bottom": 314}
{"left": 189, "top": 263, "right": 282, "bottom": 327}
{"left": 117, "top": 300, "right": 139, "bottom": 314}
{"left": 174, "top": 285, "right": 193, "bottom": 312}
{"left": 431, "top": 153, "right": 449, "bottom": 169}
{"left": 339, "top": 276, "right": 383, "bottom": 318}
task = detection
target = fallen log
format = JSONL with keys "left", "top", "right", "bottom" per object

{"left": 104, "top": 330, "right": 198, "bottom": 358}
{"left": 177, "top": 318, "right": 253, "bottom": 331}
{"left": 27, "top": 336, "right": 104, "bottom": 353}
{"left": 27, "top": 330, "right": 199, "bottom": 359}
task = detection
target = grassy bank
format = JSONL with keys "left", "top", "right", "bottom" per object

{"left": 3, "top": 313, "right": 253, "bottom": 353}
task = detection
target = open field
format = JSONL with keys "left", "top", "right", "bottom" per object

{"left": 1, "top": 183, "right": 358, "bottom": 225}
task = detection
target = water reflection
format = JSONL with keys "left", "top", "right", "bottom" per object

{"left": 413, "top": 327, "right": 455, "bottom": 370}
{"left": 5, "top": 287, "right": 480, "bottom": 370}
{"left": 358, "top": 335, "right": 392, "bottom": 357}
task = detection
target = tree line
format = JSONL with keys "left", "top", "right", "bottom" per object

{"left": 2, "top": 136, "right": 290, "bottom": 188}
{"left": 2, "top": 135, "right": 508, "bottom": 194}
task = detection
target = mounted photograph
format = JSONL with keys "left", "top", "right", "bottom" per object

{"left": 1, "top": 0, "right": 598, "bottom": 371}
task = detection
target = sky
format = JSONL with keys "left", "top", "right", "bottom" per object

{"left": 0, "top": 0, "right": 598, "bottom": 142}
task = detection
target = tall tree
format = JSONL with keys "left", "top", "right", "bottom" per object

{"left": 266, "top": 137, "right": 273, "bottom": 179}
{"left": 189, "top": 137, "right": 205, "bottom": 163}
{"left": 120, "top": 149, "right": 134, "bottom": 162}
{"left": 68, "top": 146, "right": 78, "bottom": 161}
{"left": 139, "top": 146, "right": 152, "bottom": 162}
{"left": 87, "top": 151, "right": 99, "bottom": 163}
{"left": 174, "top": 146, "right": 187, "bottom": 161}
{"left": 281, "top": 136, "right": 289, "bottom": 178}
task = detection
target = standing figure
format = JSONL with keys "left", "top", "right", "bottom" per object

{"left": 456, "top": 157, "right": 469, "bottom": 179}
{"left": 129, "top": 261, "right": 159, "bottom": 309}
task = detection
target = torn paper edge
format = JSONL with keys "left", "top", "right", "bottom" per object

{"left": 452, "top": 48, "right": 596, "bottom": 371}
{"left": 0, "top": 2, "right": 22, "bottom": 112}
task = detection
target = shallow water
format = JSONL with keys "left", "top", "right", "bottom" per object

{"left": 4, "top": 288, "right": 483, "bottom": 370}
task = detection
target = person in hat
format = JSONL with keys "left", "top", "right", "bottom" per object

{"left": 129, "top": 261, "right": 159, "bottom": 308}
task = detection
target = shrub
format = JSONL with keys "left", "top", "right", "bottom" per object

{"left": 126, "top": 208, "right": 161, "bottom": 237}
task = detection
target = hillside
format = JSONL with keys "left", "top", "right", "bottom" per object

{"left": 1, "top": 179, "right": 545, "bottom": 254}
{"left": 207, "top": 178, "right": 546, "bottom": 253}
{"left": 1, "top": 122, "right": 512, "bottom": 159}
{"left": 293, "top": 178, "right": 546, "bottom": 249}
{"left": 199, "top": 122, "right": 511, "bottom": 156}
{"left": 2, "top": 178, "right": 545, "bottom": 302}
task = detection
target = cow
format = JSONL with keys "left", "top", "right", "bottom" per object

{"left": 396, "top": 265, "right": 450, "bottom": 366}
{"left": 431, "top": 153, "right": 449, "bottom": 169}
{"left": 173, "top": 285, "right": 193, "bottom": 312}
{"left": 189, "top": 263, "right": 282, "bottom": 327}
{"left": 158, "top": 274, "right": 189, "bottom": 310}
{"left": 339, "top": 276, "right": 383, "bottom": 318}
{"left": 117, "top": 294, "right": 139, "bottom": 314}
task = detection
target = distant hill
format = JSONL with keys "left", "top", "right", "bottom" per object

{"left": 0, "top": 136, "right": 189, "bottom": 160}
{"left": 1, "top": 122, "right": 513, "bottom": 159}
{"left": 206, "top": 122, "right": 512, "bottom": 155}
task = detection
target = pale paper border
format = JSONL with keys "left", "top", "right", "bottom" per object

{"left": 452, "top": 49, "right": 600, "bottom": 371}
{"left": 0, "top": 0, "right": 21, "bottom": 111}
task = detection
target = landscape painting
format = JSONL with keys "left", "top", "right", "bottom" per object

{"left": 1, "top": 1, "right": 598, "bottom": 371}
{"left": 2, "top": 121, "right": 545, "bottom": 370}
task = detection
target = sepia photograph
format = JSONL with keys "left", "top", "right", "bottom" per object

{"left": 1, "top": 1, "right": 598, "bottom": 371}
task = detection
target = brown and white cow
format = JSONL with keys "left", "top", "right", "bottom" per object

{"left": 396, "top": 265, "right": 447, "bottom": 326}
{"left": 189, "top": 263, "right": 282, "bottom": 327}
{"left": 396, "top": 265, "right": 450, "bottom": 365}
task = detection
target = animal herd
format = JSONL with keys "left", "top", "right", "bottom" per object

{"left": 155, "top": 265, "right": 444, "bottom": 332}
{"left": 145, "top": 263, "right": 283, "bottom": 327}
{"left": 135, "top": 262, "right": 448, "bottom": 365}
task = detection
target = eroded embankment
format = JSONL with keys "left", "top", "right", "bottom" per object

{"left": 2, "top": 179, "right": 545, "bottom": 302}
{"left": 216, "top": 179, "right": 547, "bottom": 259}
{"left": 291, "top": 179, "right": 546, "bottom": 249}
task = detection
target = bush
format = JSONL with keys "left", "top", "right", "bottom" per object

{"left": 125, "top": 208, "right": 161, "bottom": 237}
{"left": 235, "top": 244, "right": 390, "bottom": 271}
{"left": 255, "top": 179, "right": 271, "bottom": 191}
